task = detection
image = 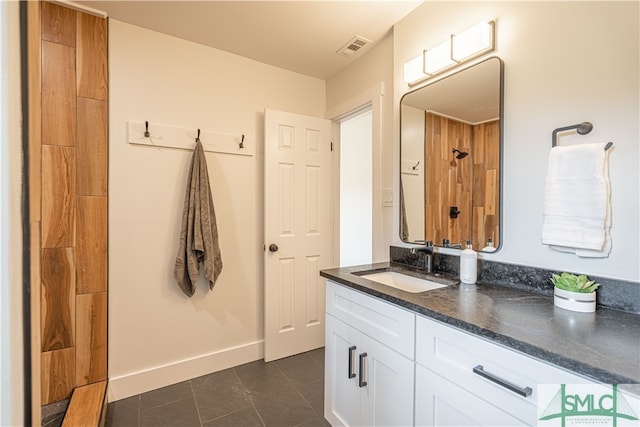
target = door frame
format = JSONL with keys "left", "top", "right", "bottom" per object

{"left": 326, "top": 83, "right": 384, "bottom": 266}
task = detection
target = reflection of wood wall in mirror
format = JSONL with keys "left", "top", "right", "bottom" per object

{"left": 424, "top": 112, "right": 499, "bottom": 251}
{"left": 472, "top": 120, "right": 500, "bottom": 251}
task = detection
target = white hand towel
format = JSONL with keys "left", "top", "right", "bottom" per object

{"left": 542, "top": 143, "right": 611, "bottom": 256}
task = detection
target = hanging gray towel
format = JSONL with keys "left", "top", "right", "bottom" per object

{"left": 174, "top": 141, "right": 223, "bottom": 297}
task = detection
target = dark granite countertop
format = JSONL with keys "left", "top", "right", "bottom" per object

{"left": 320, "top": 262, "right": 640, "bottom": 385}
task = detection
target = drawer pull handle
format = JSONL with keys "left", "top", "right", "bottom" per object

{"left": 359, "top": 353, "right": 368, "bottom": 388}
{"left": 473, "top": 365, "right": 532, "bottom": 397}
{"left": 348, "top": 346, "right": 356, "bottom": 379}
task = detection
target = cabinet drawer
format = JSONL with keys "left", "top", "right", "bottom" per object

{"left": 326, "top": 281, "right": 415, "bottom": 358}
{"left": 416, "top": 315, "right": 595, "bottom": 423}
{"left": 415, "top": 364, "right": 528, "bottom": 426}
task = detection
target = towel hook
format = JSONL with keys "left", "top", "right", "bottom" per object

{"left": 144, "top": 121, "right": 150, "bottom": 138}
{"left": 196, "top": 128, "right": 201, "bottom": 143}
{"left": 239, "top": 134, "right": 245, "bottom": 149}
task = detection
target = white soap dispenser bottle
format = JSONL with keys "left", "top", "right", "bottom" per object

{"left": 460, "top": 240, "right": 477, "bottom": 284}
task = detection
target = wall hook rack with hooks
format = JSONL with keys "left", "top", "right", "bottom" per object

{"left": 552, "top": 121, "right": 613, "bottom": 151}
{"left": 127, "top": 121, "right": 253, "bottom": 156}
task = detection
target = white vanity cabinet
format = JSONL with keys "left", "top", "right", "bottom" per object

{"left": 324, "top": 279, "right": 603, "bottom": 427}
{"left": 414, "top": 315, "right": 595, "bottom": 427}
{"left": 324, "top": 281, "right": 415, "bottom": 427}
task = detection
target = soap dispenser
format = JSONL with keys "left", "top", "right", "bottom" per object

{"left": 460, "top": 240, "right": 477, "bottom": 285}
{"left": 482, "top": 237, "right": 496, "bottom": 252}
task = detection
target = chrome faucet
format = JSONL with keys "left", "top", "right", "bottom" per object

{"left": 410, "top": 241, "right": 434, "bottom": 273}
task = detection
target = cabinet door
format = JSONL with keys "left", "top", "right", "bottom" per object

{"left": 415, "top": 365, "right": 529, "bottom": 427}
{"left": 360, "top": 334, "right": 415, "bottom": 427}
{"left": 325, "top": 315, "right": 361, "bottom": 427}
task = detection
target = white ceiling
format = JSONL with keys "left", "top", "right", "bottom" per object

{"left": 72, "top": 0, "right": 424, "bottom": 79}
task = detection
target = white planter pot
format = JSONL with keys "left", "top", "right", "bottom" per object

{"left": 554, "top": 287, "right": 596, "bottom": 313}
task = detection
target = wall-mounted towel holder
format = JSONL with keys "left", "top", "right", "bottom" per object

{"left": 128, "top": 120, "right": 253, "bottom": 156}
{"left": 552, "top": 121, "right": 613, "bottom": 151}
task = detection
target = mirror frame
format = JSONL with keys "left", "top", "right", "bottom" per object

{"left": 399, "top": 56, "right": 504, "bottom": 252}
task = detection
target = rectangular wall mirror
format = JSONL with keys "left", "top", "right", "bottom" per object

{"left": 400, "top": 56, "right": 504, "bottom": 252}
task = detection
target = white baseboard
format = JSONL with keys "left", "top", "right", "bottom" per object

{"left": 107, "top": 340, "right": 264, "bottom": 402}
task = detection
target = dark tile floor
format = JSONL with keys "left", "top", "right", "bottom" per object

{"left": 106, "top": 348, "right": 329, "bottom": 427}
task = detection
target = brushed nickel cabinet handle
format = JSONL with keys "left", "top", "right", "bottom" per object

{"left": 348, "top": 346, "right": 356, "bottom": 379}
{"left": 359, "top": 353, "right": 368, "bottom": 388}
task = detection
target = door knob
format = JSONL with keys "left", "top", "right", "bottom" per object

{"left": 269, "top": 244, "right": 279, "bottom": 253}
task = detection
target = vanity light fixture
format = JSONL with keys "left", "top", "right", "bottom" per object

{"left": 404, "top": 20, "right": 496, "bottom": 86}
{"left": 424, "top": 39, "right": 456, "bottom": 76}
{"left": 403, "top": 54, "right": 426, "bottom": 85}
{"left": 451, "top": 21, "right": 495, "bottom": 64}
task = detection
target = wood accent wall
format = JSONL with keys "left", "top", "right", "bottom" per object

{"left": 35, "top": 1, "right": 109, "bottom": 406}
{"left": 424, "top": 112, "right": 500, "bottom": 251}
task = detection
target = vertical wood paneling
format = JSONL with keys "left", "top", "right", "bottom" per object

{"left": 37, "top": 3, "right": 109, "bottom": 408}
{"left": 41, "top": 348, "right": 75, "bottom": 404}
{"left": 77, "top": 13, "right": 107, "bottom": 100}
{"left": 77, "top": 98, "right": 108, "bottom": 196}
{"left": 41, "top": 1, "right": 75, "bottom": 46}
{"left": 424, "top": 112, "right": 472, "bottom": 247}
{"left": 76, "top": 293, "right": 107, "bottom": 385}
{"left": 41, "top": 248, "right": 75, "bottom": 351}
{"left": 41, "top": 41, "right": 76, "bottom": 147}
{"left": 42, "top": 145, "right": 76, "bottom": 248}
{"left": 76, "top": 197, "right": 107, "bottom": 294}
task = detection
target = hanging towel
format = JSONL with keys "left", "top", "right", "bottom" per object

{"left": 541, "top": 142, "right": 611, "bottom": 257}
{"left": 174, "top": 141, "right": 223, "bottom": 297}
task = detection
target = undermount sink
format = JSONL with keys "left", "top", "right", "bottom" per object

{"left": 359, "top": 271, "right": 447, "bottom": 293}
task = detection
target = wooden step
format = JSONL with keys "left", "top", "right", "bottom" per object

{"left": 61, "top": 381, "right": 107, "bottom": 427}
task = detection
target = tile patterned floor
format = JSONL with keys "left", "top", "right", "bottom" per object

{"left": 106, "top": 348, "right": 329, "bottom": 427}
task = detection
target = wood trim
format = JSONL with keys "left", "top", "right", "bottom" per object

{"left": 61, "top": 381, "right": 107, "bottom": 427}
{"left": 27, "top": 0, "right": 42, "bottom": 423}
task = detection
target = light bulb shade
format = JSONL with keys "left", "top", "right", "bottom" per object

{"left": 423, "top": 39, "right": 455, "bottom": 75}
{"left": 403, "top": 54, "right": 425, "bottom": 84}
{"left": 451, "top": 20, "right": 495, "bottom": 63}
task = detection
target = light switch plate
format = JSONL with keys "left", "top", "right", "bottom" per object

{"left": 383, "top": 188, "right": 393, "bottom": 207}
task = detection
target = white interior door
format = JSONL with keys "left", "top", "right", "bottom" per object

{"left": 264, "top": 109, "right": 332, "bottom": 362}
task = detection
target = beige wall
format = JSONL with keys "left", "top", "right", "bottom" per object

{"left": 391, "top": 2, "right": 638, "bottom": 281}
{"left": 1, "top": 1, "right": 24, "bottom": 425}
{"left": 108, "top": 21, "right": 326, "bottom": 401}
{"left": 326, "top": 34, "right": 396, "bottom": 258}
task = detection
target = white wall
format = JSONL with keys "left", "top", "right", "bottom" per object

{"left": 0, "top": 1, "right": 24, "bottom": 424}
{"left": 340, "top": 109, "right": 373, "bottom": 266}
{"left": 400, "top": 105, "right": 425, "bottom": 242}
{"left": 392, "top": 2, "right": 639, "bottom": 282}
{"left": 108, "top": 21, "right": 325, "bottom": 401}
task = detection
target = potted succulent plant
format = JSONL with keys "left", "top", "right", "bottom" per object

{"left": 551, "top": 272, "right": 600, "bottom": 313}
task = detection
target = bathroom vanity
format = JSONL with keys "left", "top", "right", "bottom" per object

{"left": 321, "top": 263, "right": 640, "bottom": 427}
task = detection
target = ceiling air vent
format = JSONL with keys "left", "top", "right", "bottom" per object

{"left": 337, "top": 35, "right": 372, "bottom": 56}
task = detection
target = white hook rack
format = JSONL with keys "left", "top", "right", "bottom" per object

{"left": 127, "top": 121, "right": 253, "bottom": 156}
